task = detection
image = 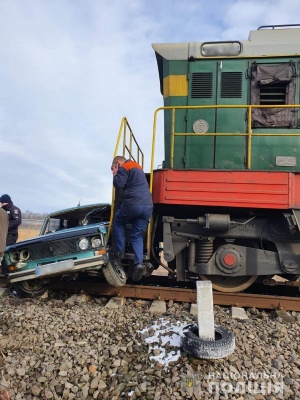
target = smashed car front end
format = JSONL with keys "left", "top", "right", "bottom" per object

{"left": 5, "top": 224, "right": 108, "bottom": 284}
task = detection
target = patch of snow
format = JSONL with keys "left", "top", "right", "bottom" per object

{"left": 138, "top": 317, "right": 187, "bottom": 368}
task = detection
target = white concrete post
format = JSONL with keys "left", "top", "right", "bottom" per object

{"left": 197, "top": 280, "right": 215, "bottom": 341}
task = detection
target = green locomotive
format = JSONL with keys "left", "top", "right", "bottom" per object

{"left": 115, "top": 25, "right": 300, "bottom": 292}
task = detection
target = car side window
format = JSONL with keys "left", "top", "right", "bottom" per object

{"left": 67, "top": 218, "right": 79, "bottom": 228}
{"left": 46, "top": 218, "right": 65, "bottom": 233}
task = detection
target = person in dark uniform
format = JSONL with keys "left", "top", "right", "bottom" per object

{"left": 0, "top": 194, "right": 22, "bottom": 245}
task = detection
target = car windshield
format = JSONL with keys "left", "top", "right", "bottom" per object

{"left": 40, "top": 204, "right": 111, "bottom": 235}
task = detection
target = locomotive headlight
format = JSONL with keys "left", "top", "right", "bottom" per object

{"left": 78, "top": 238, "right": 89, "bottom": 250}
{"left": 91, "top": 237, "right": 102, "bottom": 248}
{"left": 10, "top": 251, "right": 20, "bottom": 263}
{"left": 193, "top": 119, "right": 209, "bottom": 134}
{"left": 19, "top": 249, "right": 30, "bottom": 261}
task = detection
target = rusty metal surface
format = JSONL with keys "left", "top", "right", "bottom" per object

{"left": 50, "top": 281, "right": 300, "bottom": 311}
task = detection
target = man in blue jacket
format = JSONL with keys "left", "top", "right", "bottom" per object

{"left": 111, "top": 156, "right": 153, "bottom": 281}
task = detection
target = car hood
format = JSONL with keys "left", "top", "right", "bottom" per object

{"left": 6, "top": 223, "right": 107, "bottom": 251}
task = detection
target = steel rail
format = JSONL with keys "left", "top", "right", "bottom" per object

{"left": 50, "top": 281, "right": 300, "bottom": 311}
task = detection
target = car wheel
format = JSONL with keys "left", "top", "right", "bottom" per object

{"left": 13, "top": 280, "right": 48, "bottom": 298}
{"left": 102, "top": 258, "right": 127, "bottom": 287}
{"left": 181, "top": 324, "right": 235, "bottom": 359}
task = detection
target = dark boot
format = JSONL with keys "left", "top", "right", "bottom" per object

{"left": 142, "top": 262, "right": 155, "bottom": 277}
{"left": 132, "top": 264, "right": 144, "bottom": 281}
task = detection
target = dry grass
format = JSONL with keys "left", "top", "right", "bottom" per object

{"left": 18, "top": 228, "right": 40, "bottom": 241}
{"left": 17, "top": 219, "right": 44, "bottom": 242}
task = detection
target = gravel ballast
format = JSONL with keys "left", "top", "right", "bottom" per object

{"left": 0, "top": 290, "right": 299, "bottom": 399}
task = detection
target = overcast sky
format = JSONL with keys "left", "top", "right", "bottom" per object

{"left": 1, "top": 0, "right": 299, "bottom": 213}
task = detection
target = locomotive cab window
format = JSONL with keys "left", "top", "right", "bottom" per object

{"left": 250, "top": 62, "right": 297, "bottom": 128}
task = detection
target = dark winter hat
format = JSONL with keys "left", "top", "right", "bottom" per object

{"left": 0, "top": 194, "right": 11, "bottom": 203}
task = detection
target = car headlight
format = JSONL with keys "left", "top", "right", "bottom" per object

{"left": 20, "top": 249, "right": 30, "bottom": 261}
{"left": 16, "top": 262, "right": 28, "bottom": 269}
{"left": 78, "top": 238, "right": 89, "bottom": 250}
{"left": 91, "top": 237, "right": 102, "bottom": 248}
{"left": 10, "top": 251, "right": 20, "bottom": 262}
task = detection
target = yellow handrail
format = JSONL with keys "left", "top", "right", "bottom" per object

{"left": 151, "top": 104, "right": 300, "bottom": 169}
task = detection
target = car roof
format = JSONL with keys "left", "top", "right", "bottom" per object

{"left": 46, "top": 203, "right": 111, "bottom": 220}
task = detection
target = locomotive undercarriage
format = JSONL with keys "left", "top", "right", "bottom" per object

{"left": 158, "top": 209, "right": 300, "bottom": 292}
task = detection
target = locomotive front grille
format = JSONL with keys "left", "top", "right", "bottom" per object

{"left": 191, "top": 72, "right": 213, "bottom": 98}
{"left": 221, "top": 72, "right": 243, "bottom": 98}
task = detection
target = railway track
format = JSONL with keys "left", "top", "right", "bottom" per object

{"left": 50, "top": 278, "right": 300, "bottom": 312}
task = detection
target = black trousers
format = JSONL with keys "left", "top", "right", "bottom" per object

{"left": 6, "top": 233, "right": 18, "bottom": 246}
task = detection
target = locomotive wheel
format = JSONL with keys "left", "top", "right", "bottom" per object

{"left": 199, "top": 274, "right": 257, "bottom": 293}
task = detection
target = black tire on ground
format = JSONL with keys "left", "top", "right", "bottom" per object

{"left": 181, "top": 324, "right": 235, "bottom": 359}
{"left": 102, "top": 258, "right": 127, "bottom": 287}
{"left": 13, "top": 280, "right": 48, "bottom": 298}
